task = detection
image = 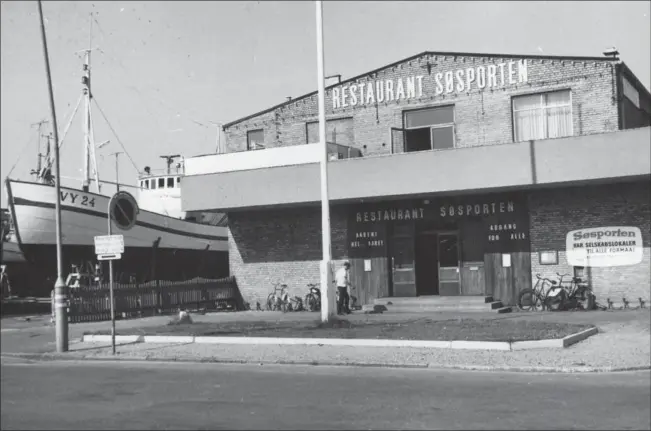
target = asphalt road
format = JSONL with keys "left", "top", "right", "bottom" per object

{"left": 1, "top": 359, "right": 649, "bottom": 430}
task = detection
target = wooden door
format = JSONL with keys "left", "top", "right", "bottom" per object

{"left": 390, "top": 223, "right": 416, "bottom": 297}
{"left": 460, "top": 262, "right": 485, "bottom": 296}
{"left": 350, "top": 257, "right": 390, "bottom": 305}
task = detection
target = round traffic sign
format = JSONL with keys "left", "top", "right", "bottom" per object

{"left": 109, "top": 191, "right": 139, "bottom": 231}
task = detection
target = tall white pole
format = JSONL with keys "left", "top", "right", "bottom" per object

{"left": 37, "top": 0, "right": 68, "bottom": 352}
{"left": 107, "top": 195, "right": 116, "bottom": 355}
{"left": 316, "top": 0, "right": 334, "bottom": 322}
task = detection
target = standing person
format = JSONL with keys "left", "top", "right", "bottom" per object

{"left": 335, "top": 261, "right": 351, "bottom": 315}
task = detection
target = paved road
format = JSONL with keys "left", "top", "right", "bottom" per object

{"left": 2, "top": 359, "right": 649, "bottom": 430}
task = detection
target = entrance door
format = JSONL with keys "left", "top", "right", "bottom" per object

{"left": 415, "top": 233, "right": 438, "bottom": 295}
{"left": 438, "top": 233, "right": 460, "bottom": 296}
{"left": 391, "top": 235, "right": 416, "bottom": 297}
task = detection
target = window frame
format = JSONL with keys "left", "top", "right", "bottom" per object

{"left": 511, "top": 89, "right": 573, "bottom": 142}
{"left": 305, "top": 116, "right": 354, "bottom": 145}
{"left": 247, "top": 129, "right": 265, "bottom": 150}
{"left": 158, "top": 178, "right": 165, "bottom": 189}
{"left": 167, "top": 177, "right": 175, "bottom": 188}
{"left": 402, "top": 104, "right": 456, "bottom": 152}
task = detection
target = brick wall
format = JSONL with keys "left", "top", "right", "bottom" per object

{"left": 529, "top": 181, "right": 651, "bottom": 306}
{"left": 224, "top": 53, "right": 620, "bottom": 155}
{"left": 228, "top": 205, "right": 349, "bottom": 305}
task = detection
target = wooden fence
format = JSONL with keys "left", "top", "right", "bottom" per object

{"left": 62, "top": 276, "right": 243, "bottom": 323}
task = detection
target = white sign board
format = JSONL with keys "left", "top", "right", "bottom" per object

{"left": 566, "top": 227, "right": 643, "bottom": 267}
{"left": 94, "top": 235, "right": 124, "bottom": 255}
{"left": 364, "top": 259, "right": 372, "bottom": 272}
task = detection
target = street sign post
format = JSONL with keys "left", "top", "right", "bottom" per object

{"left": 104, "top": 191, "right": 139, "bottom": 355}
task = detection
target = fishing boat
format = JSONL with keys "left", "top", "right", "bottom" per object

{"left": 3, "top": 18, "right": 229, "bottom": 297}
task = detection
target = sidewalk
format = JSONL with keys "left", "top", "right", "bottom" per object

{"left": 6, "top": 309, "right": 650, "bottom": 373}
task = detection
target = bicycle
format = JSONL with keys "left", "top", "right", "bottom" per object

{"left": 548, "top": 273, "right": 594, "bottom": 311}
{"left": 543, "top": 273, "right": 573, "bottom": 311}
{"left": 266, "top": 282, "right": 290, "bottom": 312}
{"left": 304, "top": 283, "right": 321, "bottom": 312}
{"left": 517, "top": 274, "right": 557, "bottom": 311}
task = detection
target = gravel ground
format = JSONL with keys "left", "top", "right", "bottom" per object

{"left": 45, "top": 316, "right": 650, "bottom": 372}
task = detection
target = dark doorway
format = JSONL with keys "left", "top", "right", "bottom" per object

{"left": 415, "top": 233, "right": 438, "bottom": 295}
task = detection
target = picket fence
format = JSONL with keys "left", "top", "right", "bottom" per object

{"left": 59, "top": 276, "right": 243, "bottom": 323}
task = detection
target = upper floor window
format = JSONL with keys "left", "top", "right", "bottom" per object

{"left": 158, "top": 178, "right": 165, "bottom": 188}
{"left": 403, "top": 105, "right": 455, "bottom": 152}
{"left": 247, "top": 129, "right": 265, "bottom": 150}
{"left": 512, "top": 90, "right": 572, "bottom": 142}
{"left": 305, "top": 117, "right": 354, "bottom": 146}
{"left": 167, "top": 177, "right": 174, "bottom": 188}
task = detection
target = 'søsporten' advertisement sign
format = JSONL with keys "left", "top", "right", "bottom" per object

{"left": 566, "top": 227, "right": 643, "bottom": 267}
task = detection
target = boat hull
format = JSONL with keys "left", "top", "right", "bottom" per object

{"left": 5, "top": 180, "right": 229, "bottom": 296}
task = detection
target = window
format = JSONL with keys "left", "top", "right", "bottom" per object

{"left": 305, "top": 118, "right": 354, "bottom": 146}
{"left": 512, "top": 90, "right": 572, "bottom": 142}
{"left": 247, "top": 129, "right": 264, "bottom": 150}
{"left": 176, "top": 177, "right": 181, "bottom": 188}
{"left": 151, "top": 179, "right": 157, "bottom": 189}
{"left": 403, "top": 105, "right": 455, "bottom": 152}
{"left": 167, "top": 177, "right": 174, "bottom": 188}
{"left": 158, "top": 178, "right": 165, "bottom": 188}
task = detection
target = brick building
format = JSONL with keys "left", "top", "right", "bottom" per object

{"left": 181, "top": 50, "right": 651, "bottom": 308}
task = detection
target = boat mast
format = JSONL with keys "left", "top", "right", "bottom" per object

{"left": 81, "top": 14, "right": 93, "bottom": 192}
{"left": 30, "top": 119, "right": 48, "bottom": 181}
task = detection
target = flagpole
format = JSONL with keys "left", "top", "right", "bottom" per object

{"left": 315, "top": 0, "right": 334, "bottom": 322}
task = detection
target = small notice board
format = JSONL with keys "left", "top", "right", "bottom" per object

{"left": 94, "top": 235, "right": 124, "bottom": 261}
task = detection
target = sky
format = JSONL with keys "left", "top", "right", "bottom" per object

{"left": 1, "top": 1, "right": 650, "bottom": 207}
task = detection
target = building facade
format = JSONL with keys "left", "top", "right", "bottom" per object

{"left": 182, "top": 51, "right": 651, "bottom": 307}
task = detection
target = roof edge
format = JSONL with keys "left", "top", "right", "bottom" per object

{"left": 222, "top": 50, "right": 620, "bottom": 130}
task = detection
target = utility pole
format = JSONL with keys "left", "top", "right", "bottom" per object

{"left": 315, "top": 0, "right": 334, "bottom": 322}
{"left": 37, "top": 0, "right": 68, "bottom": 352}
{"left": 110, "top": 152, "right": 123, "bottom": 193}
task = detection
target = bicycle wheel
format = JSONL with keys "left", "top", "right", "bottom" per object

{"left": 306, "top": 293, "right": 318, "bottom": 312}
{"left": 266, "top": 293, "right": 275, "bottom": 311}
{"left": 517, "top": 288, "right": 542, "bottom": 312}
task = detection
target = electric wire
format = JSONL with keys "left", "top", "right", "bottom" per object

{"left": 92, "top": 97, "right": 140, "bottom": 173}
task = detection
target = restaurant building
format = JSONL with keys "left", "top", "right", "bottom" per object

{"left": 181, "top": 50, "right": 651, "bottom": 308}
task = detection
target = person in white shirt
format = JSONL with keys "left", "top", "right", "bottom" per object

{"left": 335, "top": 261, "right": 351, "bottom": 315}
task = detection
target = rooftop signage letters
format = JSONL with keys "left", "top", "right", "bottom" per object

{"left": 332, "top": 59, "right": 529, "bottom": 110}
{"left": 566, "top": 227, "right": 643, "bottom": 267}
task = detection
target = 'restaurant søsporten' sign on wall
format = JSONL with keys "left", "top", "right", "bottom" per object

{"left": 566, "top": 227, "right": 644, "bottom": 267}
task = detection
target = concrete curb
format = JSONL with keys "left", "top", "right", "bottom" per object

{"left": 81, "top": 327, "right": 599, "bottom": 351}
{"left": 2, "top": 352, "right": 649, "bottom": 374}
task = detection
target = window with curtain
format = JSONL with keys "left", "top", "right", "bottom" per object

{"left": 512, "top": 90, "right": 572, "bottom": 142}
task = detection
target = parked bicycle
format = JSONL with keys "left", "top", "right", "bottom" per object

{"left": 287, "top": 295, "right": 304, "bottom": 312}
{"left": 517, "top": 274, "right": 557, "bottom": 311}
{"left": 548, "top": 273, "right": 594, "bottom": 311}
{"left": 304, "top": 283, "right": 321, "bottom": 312}
{"left": 266, "top": 282, "right": 290, "bottom": 312}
